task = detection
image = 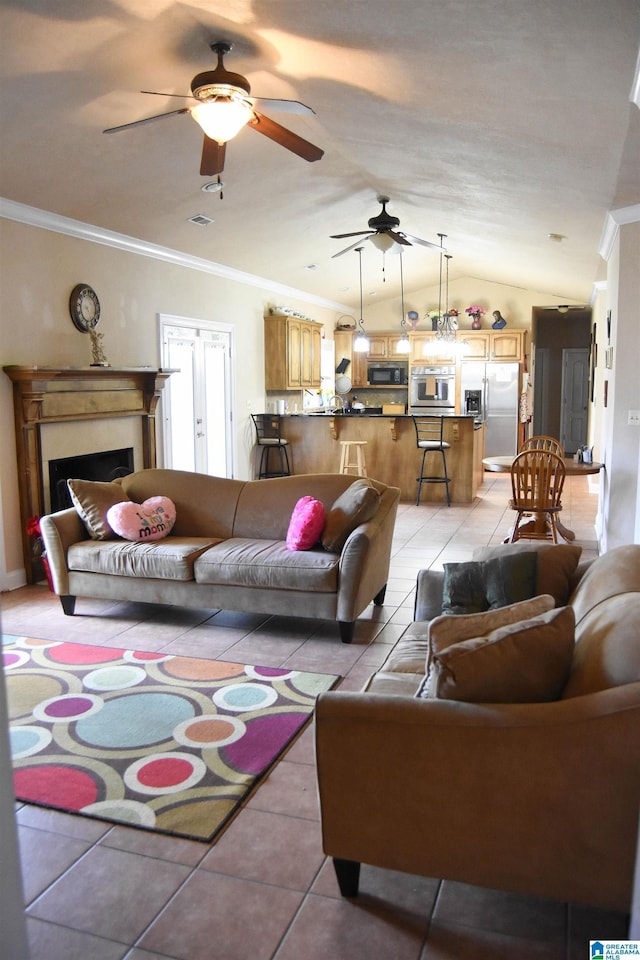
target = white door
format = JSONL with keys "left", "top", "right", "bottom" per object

{"left": 560, "top": 348, "right": 589, "bottom": 456}
{"left": 161, "top": 318, "right": 234, "bottom": 476}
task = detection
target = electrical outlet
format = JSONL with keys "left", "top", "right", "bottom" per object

{"left": 628, "top": 410, "right": 640, "bottom": 425}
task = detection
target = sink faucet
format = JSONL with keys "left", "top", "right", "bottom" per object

{"left": 328, "top": 395, "right": 345, "bottom": 412}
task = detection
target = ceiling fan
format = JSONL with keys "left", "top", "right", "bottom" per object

{"left": 330, "top": 196, "right": 446, "bottom": 258}
{"left": 103, "top": 41, "right": 324, "bottom": 176}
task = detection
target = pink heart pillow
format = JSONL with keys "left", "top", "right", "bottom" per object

{"left": 286, "top": 496, "right": 325, "bottom": 551}
{"left": 106, "top": 497, "right": 176, "bottom": 542}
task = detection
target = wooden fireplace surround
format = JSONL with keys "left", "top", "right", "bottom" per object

{"left": 4, "top": 366, "right": 173, "bottom": 584}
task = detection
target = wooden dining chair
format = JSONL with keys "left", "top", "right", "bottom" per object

{"left": 508, "top": 449, "right": 566, "bottom": 543}
{"left": 520, "top": 435, "right": 565, "bottom": 458}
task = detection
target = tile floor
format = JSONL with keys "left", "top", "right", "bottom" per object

{"left": 2, "top": 472, "right": 630, "bottom": 959}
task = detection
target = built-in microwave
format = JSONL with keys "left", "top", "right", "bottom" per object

{"left": 367, "top": 363, "right": 408, "bottom": 386}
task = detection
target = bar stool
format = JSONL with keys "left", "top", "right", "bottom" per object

{"left": 413, "top": 416, "right": 451, "bottom": 506}
{"left": 251, "top": 414, "right": 291, "bottom": 478}
{"left": 339, "top": 440, "right": 368, "bottom": 477}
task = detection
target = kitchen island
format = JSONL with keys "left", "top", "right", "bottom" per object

{"left": 280, "top": 414, "right": 485, "bottom": 503}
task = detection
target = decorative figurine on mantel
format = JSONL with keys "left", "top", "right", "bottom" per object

{"left": 492, "top": 310, "right": 507, "bottom": 329}
{"left": 89, "top": 328, "right": 110, "bottom": 367}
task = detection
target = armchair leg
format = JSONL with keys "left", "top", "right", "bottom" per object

{"left": 60, "top": 595, "right": 76, "bottom": 616}
{"left": 373, "top": 584, "right": 387, "bottom": 606}
{"left": 339, "top": 621, "right": 355, "bottom": 643}
{"left": 333, "top": 858, "right": 361, "bottom": 897}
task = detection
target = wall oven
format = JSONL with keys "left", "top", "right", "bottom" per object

{"left": 410, "top": 365, "right": 456, "bottom": 413}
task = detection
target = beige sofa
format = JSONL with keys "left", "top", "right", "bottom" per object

{"left": 316, "top": 542, "right": 640, "bottom": 911}
{"left": 40, "top": 469, "right": 400, "bottom": 643}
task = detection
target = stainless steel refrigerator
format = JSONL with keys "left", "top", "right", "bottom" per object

{"left": 460, "top": 362, "right": 520, "bottom": 457}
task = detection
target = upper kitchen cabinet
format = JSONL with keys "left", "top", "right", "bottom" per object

{"left": 264, "top": 315, "right": 323, "bottom": 390}
{"left": 460, "top": 329, "right": 525, "bottom": 362}
{"left": 333, "top": 330, "right": 367, "bottom": 388}
{"left": 409, "top": 333, "right": 458, "bottom": 364}
{"left": 364, "top": 334, "right": 410, "bottom": 360}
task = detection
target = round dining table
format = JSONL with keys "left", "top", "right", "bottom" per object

{"left": 482, "top": 455, "right": 603, "bottom": 541}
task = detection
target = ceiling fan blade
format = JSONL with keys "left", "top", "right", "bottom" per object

{"left": 103, "top": 108, "right": 189, "bottom": 134}
{"left": 200, "top": 136, "right": 226, "bottom": 176}
{"left": 387, "top": 230, "right": 412, "bottom": 246}
{"left": 330, "top": 230, "right": 375, "bottom": 239}
{"left": 141, "top": 90, "right": 194, "bottom": 99}
{"left": 249, "top": 97, "right": 315, "bottom": 116}
{"left": 248, "top": 111, "right": 323, "bottom": 162}
{"left": 331, "top": 237, "right": 372, "bottom": 259}
{"left": 401, "top": 232, "right": 447, "bottom": 253}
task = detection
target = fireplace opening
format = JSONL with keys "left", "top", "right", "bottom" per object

{"left": 49, "top": 447, "right": 134, "bottom": 513}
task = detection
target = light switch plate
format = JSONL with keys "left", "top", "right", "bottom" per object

{"left": 628, "top": 410, "right": 640, "bottom": 425}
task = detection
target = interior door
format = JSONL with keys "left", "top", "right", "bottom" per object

{"left": 560, "top": 347, "right": 589, "bottom": 455}
{"left": 161, "top": 318, "right": 234, "bottom": 477}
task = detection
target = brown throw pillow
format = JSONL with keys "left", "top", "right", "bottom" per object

{"left": 67, "top": 478, "right": 129, "bottom": 540}
{"left": 419, "top": 606, "right": 575, "bottom": 703}
{"left": 472, "top": 543, "right": 582, "bottom": 607}
{"left": 322, "top": 479, "right": 380, "bottom": 553}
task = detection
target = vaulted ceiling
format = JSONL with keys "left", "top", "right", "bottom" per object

{"left": 1, "top": 0, "right": 638, "bottom": 311}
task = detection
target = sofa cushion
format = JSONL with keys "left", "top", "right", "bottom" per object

{"left": 472, "top": 543, "right": 582, "bottom": 607}
{"left": 441, "top": 551, "right": 538, "bottom": 614}
{"left": 67, "top": 478, "right": 129, "bottom": 540}
{"left": 322, "top": 479, "right": 381, "bottom": 553}
{"left": 67, "top": 537, "right": 219, "bottom": 580}
{"left": 427, "top": 594, "right": 555, "bottom": 663}
{"left": 562, "top": 593, "right": 640, "bottom": 698}
{"left": 380, "top": 624, "right": 431, "bottom": 674}
{"left": 286, "top": 496, "right": 326, "bottom": 551}
{"left": 106, "top": 497, "right": 176, "bottom": 542}
{"left": 419, "top": 606, "right": 575, "bottom": 703}
{"left": 195, "top": 538, "right": 339, "bottom": 592}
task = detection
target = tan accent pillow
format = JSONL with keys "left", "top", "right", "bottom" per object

{"left": 473, "top": 543, "right": 582, "bottom": 607}
{"left": 426, "top": 594, "right": 555, "bottom": 669}
{"left": 67, "top": 478, "right": 129, "bottom": 540}
{"left": 419, "top": 606, "right": 575, "bottom": 703}
{"left": 321, "top": 479, "right": 380, "bottom": 553}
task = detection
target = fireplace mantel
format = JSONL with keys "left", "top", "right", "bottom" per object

{"left": 4, "top": 366, "right": 174, "bottom": 583}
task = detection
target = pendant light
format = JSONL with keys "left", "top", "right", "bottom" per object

{"left": 353, "top": 246, "right": 370, "bottom": 353}
{"left": 396, "top": 248, "right": 411, "bottom": 354}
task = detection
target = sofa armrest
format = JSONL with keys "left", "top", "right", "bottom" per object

{"left": 414, "top": 568, "right": 444, "bottom": 621}
{"left": 335, "top": 486, "right": 400, "bottom": 622}
{"left": 40, "top": 508, "right": 87, "bottom": 596}
{"left": 315, "top": 683, "right": 640, "bottom": 912}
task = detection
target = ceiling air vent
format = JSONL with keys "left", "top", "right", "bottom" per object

{"left": 188, "top": 214, "right": 214, "bottom": 226}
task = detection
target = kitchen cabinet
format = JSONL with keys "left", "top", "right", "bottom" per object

{"left": 409, "top": 333, "right": 458, "bottom": 364}
{"left": 264, "top": 315, "right": 323, "bottom": 390}
{"left": 333, "top": 330, "right": 367, "bottom": 387}
{"left": 459, "top": 329, "right": 525, "bottom": 362}
{"left": 364, "top": 334, "right": 409, "bottom": 360}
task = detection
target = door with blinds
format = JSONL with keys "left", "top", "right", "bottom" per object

{"left": 160, "top": 318, "right": 234, "bottom": 477}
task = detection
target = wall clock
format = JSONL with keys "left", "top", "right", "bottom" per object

{"left": 69, "top": 284, "right": 101, "bottom": 332}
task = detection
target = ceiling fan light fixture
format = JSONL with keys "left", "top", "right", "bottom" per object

{"left": 191, "top": 98, "right": 252, "bottom": 145}
{"left": 370, "top": 232, "right": 395, "bottom": 253}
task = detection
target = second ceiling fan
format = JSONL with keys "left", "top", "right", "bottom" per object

{"left": 103, "top": 41, "right": 324, "bottom": 176}
{"left": 331, "top": 196, "right": 446, "bottom": 258}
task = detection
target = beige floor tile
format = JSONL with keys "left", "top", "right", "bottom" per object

{"left": 139, "top": 870, "right": 303, "bottom": 960}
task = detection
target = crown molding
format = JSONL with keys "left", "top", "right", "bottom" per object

{"left": 0, "top": 198, "right": 350, "bottom": 314}
{"left": 598, "top": 203, "right": 640, "bottom": 261}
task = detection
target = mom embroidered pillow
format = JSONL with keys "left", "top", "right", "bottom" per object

{"left": 106, "top": 497, "right": 176, "bottom": 542}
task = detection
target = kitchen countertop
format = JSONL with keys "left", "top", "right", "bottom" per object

{"left": 288, "top": 412, "right": 478, "bottom": 418}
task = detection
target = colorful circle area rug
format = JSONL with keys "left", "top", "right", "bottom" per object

{"left": 3, "top": 635, "right": 339, "bottom": 841}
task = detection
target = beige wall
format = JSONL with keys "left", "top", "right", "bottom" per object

{"left": 0, "top": 216, "right": 338, "bottom": 588}
{"left": 358, "top": 274, "right": 578, "bottom": 335}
